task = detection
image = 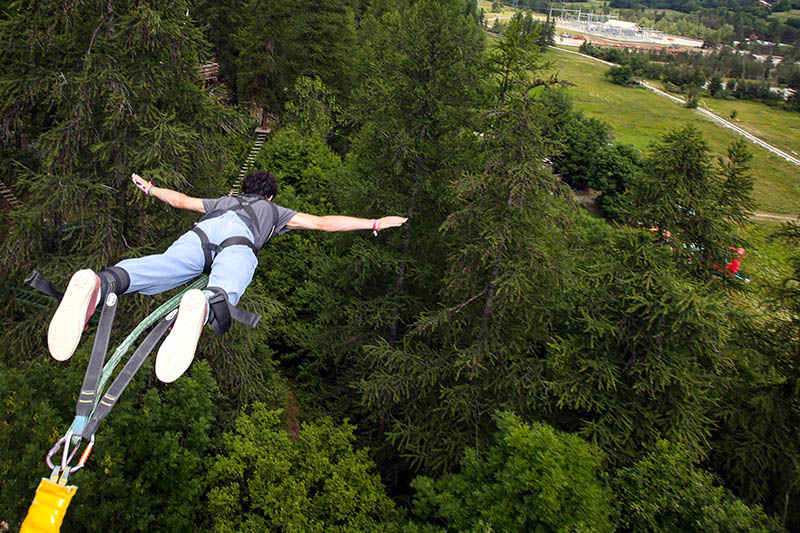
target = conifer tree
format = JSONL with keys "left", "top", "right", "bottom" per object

{"left": 708, "top": 222, "right": 800, "bottom": 529}
{"left": 195, "top": 0, "right": 248, "bottom": 90}
{"left": 302, "top": 0, "right": 485, "bottom": 366}
{"left": 235, "top": 0, "right": 357, "bottom": 124}
{"left": 0, "top": 0, "right": 243, "bottom": 276}
{"left": 0, "top": 0, "right": 246, "bottom": 354}
{"left": 356, "top": 15, "right": 572, "bottom": 473}
{"left": 631, "top": 126, "right": 755, "bottom": 273}
{"left": 545, "top": 229, "right": 738, "bottom": 462}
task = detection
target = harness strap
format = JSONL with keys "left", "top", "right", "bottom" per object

{"left": 197, "top": 195, "right": 279, "bottom": 250}
{"left": 24, "top": 270, "right": 121, "bottom": 433}
{"left": 74, "top": 289, "right": 118, "bottom": 429}
{"left": 192, "top": 226, "right": 215, "bottom": 275}
{"left": 191, "top": 227, "right": 259, "bottom": 275}
{"left": 81, "top": 312, "right": 176, "bottom": 438}
{"left": 205, "top": 286, "right": 261, "bottom": 336}
{"left": 235, "top": 196, "right": 262, "bottom": 234}
{"left": 25, "top": 270, "right": 64, "bottom": 301}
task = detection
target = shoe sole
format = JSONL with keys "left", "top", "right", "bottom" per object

{"left": 47, "top": 269, "right": 99, "bottom": 361}
{"left": 155, "top": 289, "right": 206, "bottom": 383}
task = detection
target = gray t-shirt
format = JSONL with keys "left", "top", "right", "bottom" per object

{"left": 202, "top": 195, "right": 297, "bottom": 249}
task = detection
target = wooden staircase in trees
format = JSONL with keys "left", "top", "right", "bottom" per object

{"left": 0, "top": 179, "right": 22, "bottom": 209}
{"left": 228, "top": 128, "right": 270, "bottom": 196}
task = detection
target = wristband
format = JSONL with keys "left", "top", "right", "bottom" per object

{"left": 146, "top": 184, "right": 154, "bottom": 196}
{"left": 372, "top": 219, "right": 379, "bottom": 236}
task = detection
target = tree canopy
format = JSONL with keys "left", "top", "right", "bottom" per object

{"left": 0, "top": 1, "right": 796, "bottom": 531}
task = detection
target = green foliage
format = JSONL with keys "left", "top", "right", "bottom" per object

{"left": 552, "top": 114, "right": 611, "bottom": 189}
{"left": 248, "top": 124, "right": 343, "bottom": 371}
{"left": 0, "top": 0, "right": 244, "bottom": 276}
{"left": 410, "top": 412, "right": 614, "bottom": 533}
{"left": 706, "top": 222, "right": 800, "bottom": 529}
{"left": 708, "top": 76, "right": 724, "bottom": 97}
{"left": 254, "top": 126, "right": 342, "bottom": 202}
{"left": 0, "top": 365, "right": 72, "bottom": 528}
{"left": 301, "top": 0, "right": 487, "bottom": 421}
{"left": 235, "top": 0, "right": 357, "bottom": 120}
{"left": 194, "top": 0, "right": 248, "bottom": 90}
{"left": 0, "top": 359, "right": 220, "bottom": 531}
{"left": 615, "top": 440, "right": 784, "bottom": 532}
{"left": 545, "top": 229, "right": 738, "bottom": 461}
{"left": 632, "top": 125, "right": 755, "bottom": 273}
{"left": 284, "top": 76, "right": 342, "bottom": 142}
{"left": 591, "top": 143, "right": 644, "bottom": 221}
{"left": 488, "top": 13, "right": 549, "bottom": 104}
{"left": 606, "top": 64, "right": 635, "bottom": 86}
{"left": 357, "top": 20, "right": 573, "bottom": 474}
{"left": 207, "top": 403, "right": 401, "bottom": 532}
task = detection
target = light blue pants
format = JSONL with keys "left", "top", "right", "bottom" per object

{"left": 115, "top": 211, "right": 258, "bottom": 306}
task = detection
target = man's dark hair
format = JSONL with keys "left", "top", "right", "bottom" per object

{"left": 242, "top": 170, "right": 279, "bottom": 198}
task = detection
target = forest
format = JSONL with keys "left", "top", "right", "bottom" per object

{"left": 1, "top": 0, "right": 799, "bottom": 531}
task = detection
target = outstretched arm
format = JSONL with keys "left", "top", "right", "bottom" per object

{"left": 131, "top": 173, "right": 205, "bottom": 213}
{"left": 287, "top": 212, "right": 408, "bottom": 234}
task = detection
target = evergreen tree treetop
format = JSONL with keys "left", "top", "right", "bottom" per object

{"left": 0, "top": 0, "right": 246, "bottom": 276}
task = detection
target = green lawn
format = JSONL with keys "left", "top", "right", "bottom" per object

{"left": 478, "top": 0, "right": 522, "bottom": 21}
{"left": 546, "top": 47, "right": 800, "bottom": 215}
{"left": 768, "top": 9, "right": 800, "bottom": 22}
{"left": 735, "top": 220, "right": 796, "bottom": 291}
{"left": 644, "top": 80, "right": 800, "bottom": 159}
{"left": 699, "top": 98, "right": 800, "bottom": 156}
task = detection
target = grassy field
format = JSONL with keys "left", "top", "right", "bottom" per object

{"left": 768, "top": 9, "right": 800, "bottom": 22}
{"left": 546, "top": 46, "right": 800, "bottom": 215}
{"left": 699, "top": 98, "right": 800, "bottom": 156}
{"left": 478, "top": 0, "right": 524, "bottom": 22}
{"left": 644, "top": 79, "right": 800, "bottom": 158}
{"left": 735, "top": 220, "right": 796, "bottom": 291}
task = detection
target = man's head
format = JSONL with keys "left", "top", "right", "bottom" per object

{"left": 242, "top": 170, "right": 279, "bottom": 199}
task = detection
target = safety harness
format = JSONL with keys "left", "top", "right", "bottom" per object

{"left": 22, "top": 197, "right": 278, "bottom": 485}
{"left": 191, "top": 195, "right": 279, "bottom": 274}
{"left": 22, "top": 272, "right": 209, "bottom": 532}
{"left": 187, "top": 195, "right": 277, "bottom": 335}
{"left": 25, "top": 272, "right": 207, "bottom": 475}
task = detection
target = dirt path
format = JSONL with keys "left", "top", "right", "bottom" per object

{"left": 752, "top": 213, "right": 798, "bottom": 222}
{"left": 575, "top": 189, "right": 797, "bottom": 222}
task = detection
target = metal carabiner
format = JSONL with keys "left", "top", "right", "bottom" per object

{"left": 70, "top": 434, "right": 95, "bottom": 475}
{"left": 45, "top": 430, "right": 95, "bottom": 481}
{"left": 45, "top": 430, "right": 80, "bottom": 472}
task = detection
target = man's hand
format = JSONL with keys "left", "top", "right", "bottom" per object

{"left": 131, "top": 173, "right": 154, "bottom": 195}
{"left": 130, "top": 172, "right": 205, "bottom": 213}
{"left": 374, "top": 216, "right": 408, "bottom": 231}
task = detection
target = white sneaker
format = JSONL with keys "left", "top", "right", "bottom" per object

{"left": 155, "top": 289, "right": 207, "bottom": 383}
{"left": 47, "top": 269, "right": 101, "bottom": 361}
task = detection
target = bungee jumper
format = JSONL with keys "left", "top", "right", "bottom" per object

{"left": 20, "top": 170, "right": 407, "bottom": 532}
{"left": 50, "top": 170, "right": 407, "bottom": 381}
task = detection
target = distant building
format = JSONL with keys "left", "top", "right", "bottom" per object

{"left": 603, "top": 20, "right": 641, "bottom": 32}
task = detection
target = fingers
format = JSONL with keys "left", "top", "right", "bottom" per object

{"left": 130, "top": 173, "right": 149, "bottom": 193}
{"left": 379, "top": 216, "right": 408, "bottom": 229}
